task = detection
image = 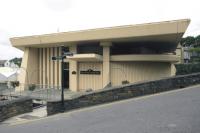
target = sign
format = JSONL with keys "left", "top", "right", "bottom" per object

{"left": 80, "top": 69, "right": 101, "bottom": 75}
{"left": 52, "top": 56, "right": 64, "bottom": 60}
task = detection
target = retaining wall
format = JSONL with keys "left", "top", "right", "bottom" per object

{"left": 0, "top": 96, "right": 32, "bottom": 122}
{"left": 47, "top": 73, "right": 200, "bottom": 115}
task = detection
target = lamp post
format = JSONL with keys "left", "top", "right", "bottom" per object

{"left": 52, "top": 46, "right": 73, "bottom": 111}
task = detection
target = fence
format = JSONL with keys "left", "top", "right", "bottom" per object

{"left": 0, "top": 83, "right": 64, "bottom": 101}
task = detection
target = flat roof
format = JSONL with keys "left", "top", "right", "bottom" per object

{"left": 10, "top": 19, "right": 190, "bottom": 48}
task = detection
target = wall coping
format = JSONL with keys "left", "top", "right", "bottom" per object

{"left": 0, "top": 96, "right": 32, "bottom": 106}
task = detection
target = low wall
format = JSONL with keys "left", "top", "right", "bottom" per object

{"left": 0, "top": 96, "right": 32, "bottom": 122}
{"left": 175, "top": 63, "right": 200, "bottom": 75}
{"left": 47, "top": 73, "right": 200, "bottom": 115}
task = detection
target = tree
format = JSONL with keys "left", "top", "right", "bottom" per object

{"left": 9, "top": 57, "right": 22, "bottom": 67}
{"left": 180, "top": 36, "right": 195, "bottom": 47}
{"left": 195, "top": 35, "right": 200, "bottom": 47}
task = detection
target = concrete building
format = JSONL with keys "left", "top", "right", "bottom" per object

{"left": 10, "top": 19, "right": 190, "bottom": 92}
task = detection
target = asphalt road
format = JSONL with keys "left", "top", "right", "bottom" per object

{"left": 1, "top": 85, "right": 200, "bottom": 133}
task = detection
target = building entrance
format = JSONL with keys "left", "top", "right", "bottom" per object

{"left": 63, "top": 62, "right": 69, "bottom": 89}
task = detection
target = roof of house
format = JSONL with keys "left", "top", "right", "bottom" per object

{"left": 0, "top": 67, "right": 19, "bottom": 82}
{"left": 0, "top": 60, "right": 7, "bottom": 65}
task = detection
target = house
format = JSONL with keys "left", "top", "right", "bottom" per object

{"left": 10, "top": 19, "right": 190, "bottom": 92}
{"left": 4, "top": 60, "right": 19, "bottom": 68}
{"left": 0, "top": 67, "right": 19, "bottom": 83}
{"left": 0, "top": 60, "right": 6, "bottom": 67}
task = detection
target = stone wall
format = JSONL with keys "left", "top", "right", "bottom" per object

{"left": 47, "top": 72, "right": 200, "bottom": 115}
{"left": 0, "top": 96, "right": 32, "bottom": 122}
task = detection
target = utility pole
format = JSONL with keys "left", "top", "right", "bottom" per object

{"left": 61, "top": 46, "right": 64, "bottom": 109}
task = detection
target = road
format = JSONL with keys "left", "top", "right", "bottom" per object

{"left": 1, "top": 85, "right": 200, "bottom": 133}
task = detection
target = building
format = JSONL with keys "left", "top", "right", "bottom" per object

{"left": 0, "top": 67, "right": 19, "bottom": 83}
{"left": 10, "top": 19, "right": 190, "bottom": 92}
{"left": 4, "top": 60, "right": 19, "bottom": 68}
{"left": 0, "top": 60, "right": 6, "bottom": 67}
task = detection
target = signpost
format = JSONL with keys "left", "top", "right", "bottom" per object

{"left": 52, "top": 46, "right": 73, "bottom": 111}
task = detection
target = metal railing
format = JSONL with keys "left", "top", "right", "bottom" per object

{"left": 0, "top": 83, "right": 65, "bottom": 101}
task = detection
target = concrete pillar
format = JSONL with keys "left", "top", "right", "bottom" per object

{"left": 101, "top": 42, "right": 112, "bottom": 88}
{"left": 39, "top": 48, "right": 43, "bottom": 86}
{"left": 42, "top": 48, "right": 46, "bottom": 88}
{"left": 47, "top": 48, "right": 50, "bottom": 87}
{"left": 69, "top": 45, "right": 78, "bottom": 91}
{"left": 54, "top": 47, "right": 58, "bottom": 87}
{"left": 171, "top": 63, "right": 176, "bottom": 76}
{"left": 50, "top": 48, "right": 54, "bottom": 86}
{"left": 16, "top": 47, "right": 39, "bottom": 91}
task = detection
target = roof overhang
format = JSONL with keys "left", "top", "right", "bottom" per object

{"left": 67, "top": 54, "right": 103, "bottom": 62}
{"left": 10, "top": 19, "right": 190, "bottom": 48}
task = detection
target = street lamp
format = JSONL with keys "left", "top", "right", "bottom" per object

{"left": 52, "top": 46, "right": 73, "bottom": 111}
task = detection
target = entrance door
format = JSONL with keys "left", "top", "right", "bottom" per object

{"left": 63, "top": 62, "right": 69, "bottom": 89}
{"left": 78, "top": 62, "right": 103, "bottom": 91}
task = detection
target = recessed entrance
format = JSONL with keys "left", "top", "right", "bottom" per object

{"left": 63, "top": 62, "right": 69, "bottom": 89}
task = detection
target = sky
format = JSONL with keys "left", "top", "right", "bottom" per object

{"left": 0, "top": 0, "right": 200, "bottom": 60}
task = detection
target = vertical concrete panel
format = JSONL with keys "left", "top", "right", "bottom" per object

{"left": 54, "top": 47, "right": 58, "bottom": 88}
{"left": 16, "top": 48, "right": 39, "bottom": 91}
{"left": 111, "top": 62, "right": 171, "bottom": 86}
{"left": 42, "top": 48, "right": 46, "bottom": 87}
{"left": 39, "top": 48, "right": 43, "bottom": 86}
{"left": 50, "top": 48, "right": 54, "bottom": 86}
{"left": 78, "top": 62, "right": 103, "bottom": 91}
{"left": 46, "top": 48, "right": 50, "bottom": 87}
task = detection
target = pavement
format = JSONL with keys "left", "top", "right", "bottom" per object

{"left": 1, "top": 84, "right": 200, "bottom": 133}
{"left": 1, "top": 106, "right": 47, "bottom": 125}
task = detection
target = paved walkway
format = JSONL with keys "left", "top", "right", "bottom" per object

{"left": 2, "top": 106, "right": 47, "bottom": 125}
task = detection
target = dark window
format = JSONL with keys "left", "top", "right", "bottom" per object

{"left": 77, "top": 43, "right": 103, "bottom": 55}
{"left": 111, "top": 42, "right": 175, "bottom": 55}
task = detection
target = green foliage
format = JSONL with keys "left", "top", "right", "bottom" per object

{"left": 189, "top": 47, "right": 200, "bottom": 53}
{"left": 180, "top": 36, "right": 195, "bottom": 47}
{"left": 28, "top": 84, "right": 36, "bottom": 91}
{"left": 9, "top": 57, "right": 22, "bottom": 67}
{"left": 175, "top": 63, "right": 200, "bottom": 75}
{"left": 195, "top": 35, "right": 200, "bottom": 47}
{"left": 180, "top": 35, "right": 200, "bottom": 47}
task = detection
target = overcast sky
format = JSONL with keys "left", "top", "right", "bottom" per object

{"left": 0, "top": 0, "right": 200, "bottom": 60}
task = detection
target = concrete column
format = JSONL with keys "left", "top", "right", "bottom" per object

{"left": 16, "top": 47, "right": 39, "bottom": 91}
{"left": 42, "top": 48, "right": 46, "bottom": 87}
{"left": 69, "top": 45, "right": 78, "bottom": 91}
{"left": 47, "top": 48, "right": 50, "bottom": 87}
{"left": 39, "top": 48, "right": 43, "bottom": 86}
{"left": 171, "top": 63, "right": 176, "bottom": 76}
{"left": 101, "top": 42, "right": 112, "bottom": 88}
{"left": 50, "top": 48, "right": 54, "bottom": 86}
{"left": 54, "top": 47, "right": 59, "bottom": 88}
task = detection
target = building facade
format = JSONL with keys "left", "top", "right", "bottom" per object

{"left": 10, "top": 19, "right": 190, "bottom": 92}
